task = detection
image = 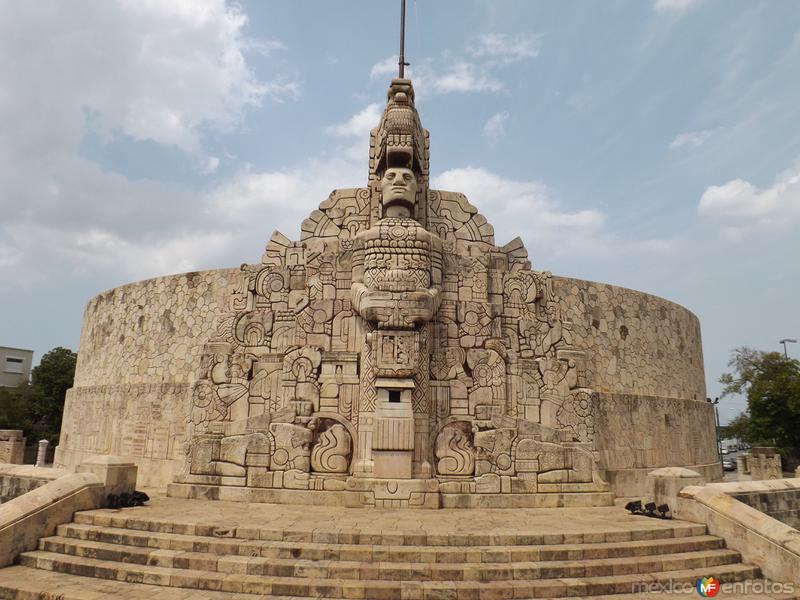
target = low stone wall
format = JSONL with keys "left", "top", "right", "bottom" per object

{"left": 0, "top": 456, "right": 138, "bottom": 567}
{"left": 0, "top": 464, "right": 68, "bottom": 504}
{"left": 594, "top": 393, "right": 721, "bottom": 497}
{"left": 0, "top": 430, "right": 25, "bottom": 464}
{"left": 678, "top": 479, "right": 800, "bottom": 584}
{"left": 729, "top": 479, "right": 800, "bottom": 529}
{"left": 0, "top": 472, "right": 103, "bottom": 567}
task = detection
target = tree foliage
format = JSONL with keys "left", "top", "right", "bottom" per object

{"left": 721, "top": 347, "right": 800, "bottom": 467}
{"left": 0, "top": 346, "right": 76, "bottom": 446}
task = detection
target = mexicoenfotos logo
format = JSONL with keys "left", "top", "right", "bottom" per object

{"left": 696, "top": 576, "right": 721, "bottom": 597}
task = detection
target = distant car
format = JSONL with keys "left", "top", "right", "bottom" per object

{"left": 721, "top": 448, "right": 728, "bottom": 454}
{"left": 722, "top": 458, "right": 736, "bottom": 471}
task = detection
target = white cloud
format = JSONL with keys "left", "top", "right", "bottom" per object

{"left": 653, "top": 0, "right": 704, "bottom": 14}
{"left": 0, "top": 244, "right": 21, "bottom": 270}
{"left": 467, "top": 33, "right": 540, "bottom": 64}
{"left": 0, "top": 0, "right": 284, "bottom": 154}
{"left": 6, "top": 222, "right": 235, "bottom": 281}
{"left": 206, "top": 135, "right": 366, "bottom": 246}
{"left": 325, "top": 103, "right": 382, "bottom": 138}
{"left": 370, "top": 56, "right": 505, "bottom": 95}
{"left": 370, "top": 56, "right": 399, "bottom": 80}
{"left": 431, "top": 167, "right": 680, "bottom": 261}
{"left": 200, "top": 156, "right": 221, "bottom": 174}
{"left": 0, "top": 0, "right": 296, "bottom": 283}
{"left": 698, "top": 163, "right": 800, "bottom": 237}
{"left": 669, "top": 129, "right": 712, "bottom": 149}
{"left": 243, "top": 38, "right": 288, "bottom": 56}
{"left": 432, "top": 167, "right": 605, "bottom": 246}
{"left": 421, "top": 61, "right": 504, "bottom": 94}
{"left": 369, "top": 32, "right": 539, "bottom": 96}
{"left": 483, "top": 111, "right": 510, "bottom": 141}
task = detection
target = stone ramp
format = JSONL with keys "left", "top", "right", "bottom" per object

{"left": 0, "top": 497, "right": 787, "bottom": 599}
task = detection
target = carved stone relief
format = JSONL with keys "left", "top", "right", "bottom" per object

{"left": 173, "top": 76, "right": 609, "bottom": 504}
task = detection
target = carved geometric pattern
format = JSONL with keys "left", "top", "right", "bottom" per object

{"left": 175, "top": 76, "right": 605, "bottom": 497}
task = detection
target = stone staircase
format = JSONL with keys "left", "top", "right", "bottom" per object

{"left": 0, "top": 502, "right": 788, "bottom": 600}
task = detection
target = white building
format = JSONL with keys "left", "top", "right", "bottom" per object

{"left": 0, "top": 346, "right": 34, "bottom": 388}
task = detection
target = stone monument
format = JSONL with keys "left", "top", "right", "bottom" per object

{"left": 163, "top": 78, "right": 611, "bottom": 508}
{"left": 55, "top": 71, "right": 719, "bottom": 506}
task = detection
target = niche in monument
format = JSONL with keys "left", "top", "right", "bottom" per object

{"left": 166, "top": 76, "right": 613, "bottom": 509}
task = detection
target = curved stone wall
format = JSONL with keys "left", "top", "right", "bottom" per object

{"left": 553, "top": 276, "right": 706, "bottom": 401}
{"left": 56, "top": 269, "right": 718, "bottom": 492}
{"left": 56, "top": 268, "right": 239, "bottom": 487}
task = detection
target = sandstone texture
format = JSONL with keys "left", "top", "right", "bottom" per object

{"left": 56, "top": 79, "right": 718, "bottom": 501}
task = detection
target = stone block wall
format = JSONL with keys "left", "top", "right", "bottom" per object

{"left": 594, "top": 393, "right": 719, "bottom": 496}
{"left": 732, "top": 489, "right": 800, "bottom": 529}
{"left": 748, "top": 447, "right": 783, "bottom": 480}
{"left": 678, "top": 479, "right": 800, "bottom": 584}
{"left": 55, "top": 269, "right": 239, "bottom": 486}
{"left": 71, "top": 269, "right": 239, "bottom": 387}
{"left": 0, "top": 431, "right": 25, "bottom": 465}
{"left": 57, "top": 268, "right": 714, "bottom": 494}
{"left": 553, "top": 277, "right": 705, "bottom": 401}
{"left": 0, "top": 464, "right": 67, "bottom": 504}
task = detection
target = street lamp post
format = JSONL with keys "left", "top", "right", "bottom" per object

{"left": 779, "top": 338, "right": 797, "bottom": 358}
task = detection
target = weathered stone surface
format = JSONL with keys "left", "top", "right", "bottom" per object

{"left": 76, "top": 455, "right": 137, "bottom": 497}
{"left": 679, "top": 479, "right": 800, "bottom": 584}
{"left": 0, "top": 496, "right": 783, "bottom": 598}
{"left": 0, "top": 430, "right": 25, "bottom": 465}
{"left": 646, "top": 467, "right": 705, "bottom": 516}
{"left": 55, "top": 77, "right": 716, "bottom": 502}
{"left": 0, "top": 471, "right": 104, "bottom": 567}
{"left": 749, "top": 447, "right": 783, "bottom": 480}
{"left": 0, "top": 464, "right": 67, "bottom": 504}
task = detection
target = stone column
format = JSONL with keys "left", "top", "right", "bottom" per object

{"left": 0, "top": 430, "right": 25, "bottom": 464}
{"left": 646, "top": 467, "right": 705, "bottom": 519}
{"left": 737, "top": 453, "right": 748, "bottom": 479}
{"left": 750, "top": 447, "right": 782, "bottom": 480}
{"left": 77, "top": 455, "right": 138, "bottom": 497}
{"left": 35, "top": 439, "right": 49, "bottom": 467}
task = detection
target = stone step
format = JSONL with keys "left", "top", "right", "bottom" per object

{"left": 19, "top": 550, "right": 762, "bottom": 599}
{"left": 0, "top": 565, "right": 277, "bottom": 600}
{"left": 57, "top": 522, "right": 725, "bottom": 563}
{"left": 39, "top": 535, "right": 743, "bottom": 581}
{"left": 0, "top": 566, "right": 794, "bottom": 600}
{"left": 71, "top": 509, "right": 708, "bottom": 546}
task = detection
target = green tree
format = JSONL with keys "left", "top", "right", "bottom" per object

{"left": 0, "top": 347, "right": 77, "bottom": 447}
{"left": 0, "top": 386, "right": 31, "bottom": 432}
{"left": 723, "top": 412, "right": 752, "bottom": 444}
{"left": 721, "top": 347, "right": 800, "bottom": 467}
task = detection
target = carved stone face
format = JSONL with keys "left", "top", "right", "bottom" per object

{"left": 380, "top": 167, "right": 417, "bottom": 218}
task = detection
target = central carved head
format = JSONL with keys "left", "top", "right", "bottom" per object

{"left": 380, "top": 167, "right": 418, "bottom": 218}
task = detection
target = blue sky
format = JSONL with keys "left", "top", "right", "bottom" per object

{"left": 1, "top": 0, "right": 798, "bottom": 424}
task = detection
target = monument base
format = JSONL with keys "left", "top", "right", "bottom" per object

{"left": 167, "top": 473, "right": 613, "bottom": 509}
{"left": 344, "top": 476, "right": 440, "bottom": 508}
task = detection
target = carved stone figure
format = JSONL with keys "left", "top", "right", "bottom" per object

{"left": 172, "top": 75, "right": 610, "bottom": 508}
